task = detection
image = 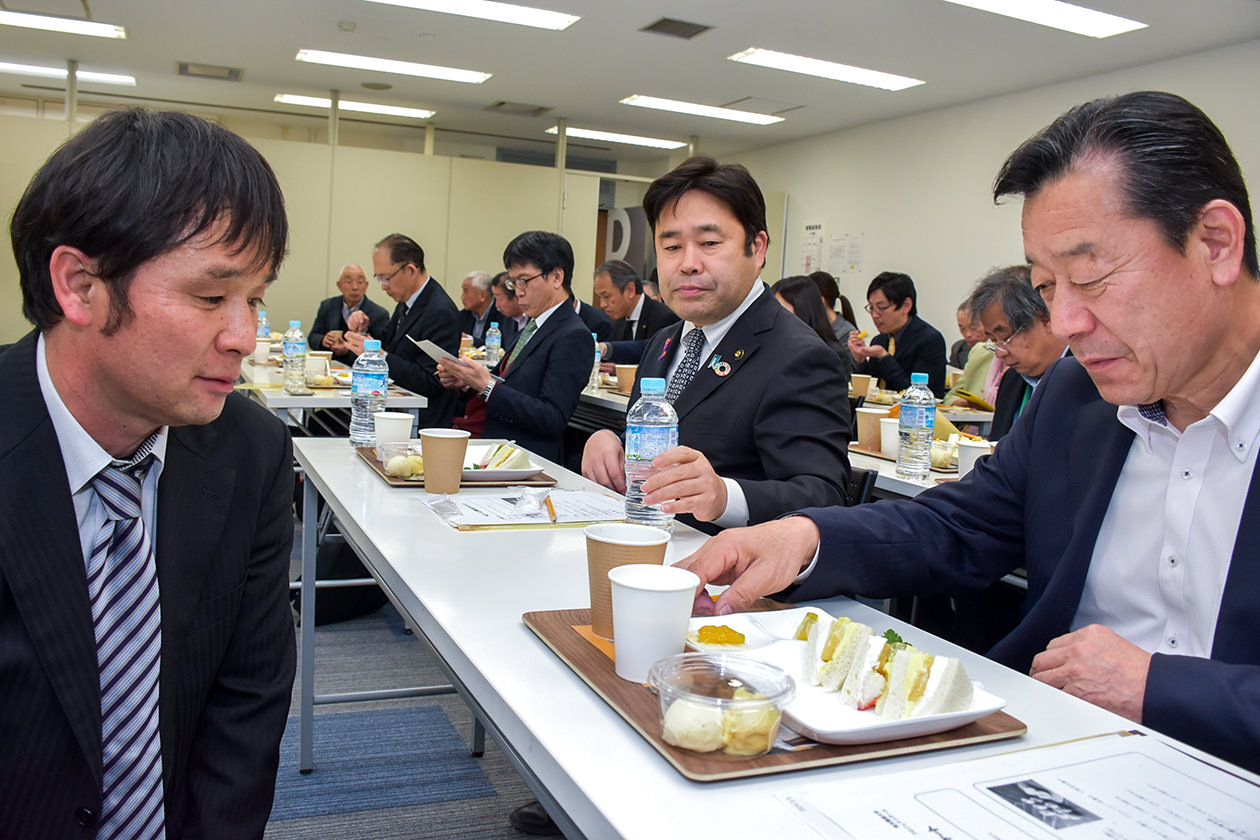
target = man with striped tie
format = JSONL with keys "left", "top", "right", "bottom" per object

{"left": 0, "top": 109, "right": 296, "bottom": 837}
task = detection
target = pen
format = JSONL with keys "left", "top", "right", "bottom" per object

{"left": 544, "top": 494, "right": 557, "bottom": 523}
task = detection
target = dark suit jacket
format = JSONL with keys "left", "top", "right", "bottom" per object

{"left": 604, "top": 296, "right": 681, "bottom": 364}
{"left": 0, "top": 332, "right": 296, "bottom": 838}
{"left": 484, "top": 302, "right": 592, "bottom": 463}
{"left": 308, "top": 295, "right": 389, "bottom": 364}
{"left": 631, "top": 287, "right": 852, "bottom": 534}
{"left": 856, "top": 314, "right": 947, "bottom": 397}
{"left": 382, "top": 279, "right": 462, "bottom": 428}
{"left": 792, "top": 356, "right": 1260, "bottom": 774}
{"left": 457, "top": 301, "right": 518, "bottom": 349}
{"left": 989, "top": 367, "right": 1031, "bottom": 441}
{"left": 574, "top": 299, "right": 612, "bottom": 341}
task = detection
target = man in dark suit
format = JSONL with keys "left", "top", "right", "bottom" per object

{"left": 1, "top": 109, "right": 294, "bottom": 838}
{"left": 456, "top": 269, "right": 506, "bottom": 347}
{"left": 592, "top": 259, "right": 680, "bottom": 364}
{"left": 344, "top": 234, "right": 461, "bottom": 428}
{"left": 849, "top": 271, "right": 948, "bottom": 396}
{"left": 308, "top": 263, "right": 389, "bottom": 364}
{"left": 678, "top": 92, "right": 1260, "bottom": 775}
{"left": 437, "top": 232, "right": 592, "bottom": 464}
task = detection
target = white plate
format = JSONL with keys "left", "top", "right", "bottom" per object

{"left": 461, "top": 444, "right": 545, "bottom": 482}
{"left": 688, "top": 608, "right": 1006, "bottom": 745}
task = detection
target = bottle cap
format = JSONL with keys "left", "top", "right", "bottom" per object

{"left": 640, "top": 377, "right": 667, "bottom": 395}
{"left": 364, "top": 339, "right": 381, "bottom": 352}
{"left": 289, "top": 320, "right": 301, "bottom": 328}
{"left": 910, "top": 372, "right": 929, "bottom": 384}
{"left": 490, "top": 322, "right": 498, "bottom": 328}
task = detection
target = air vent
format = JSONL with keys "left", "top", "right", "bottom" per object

{"left": 483, "top": 100, "right": 552, "bottom": 118}
{"left": 176, "top": 62, "right": 243, "bottom": 82}
{"left": 639, "top": 18, "right": 711, "bottom": 40}
{"left": 723, "top": 97, "right": 804, "bottom": 116}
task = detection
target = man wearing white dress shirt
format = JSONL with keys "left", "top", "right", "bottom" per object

{"left": 676, "top": 91, "right": 1260, "bottom": 775}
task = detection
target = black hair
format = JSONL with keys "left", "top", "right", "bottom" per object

{"left": 502, "top": 231, "right": 574, "bottom": 288}
{"left": 375, "top": 233, "right": 427, "bottom": 273}
{"left": 866, "top": 271, "right": 917, "bottom": 317}
{"left": 773, "top": 275, "right": 840, "bottom": 347}
{"left": 642, "top": 155, "right": 769, "bottom": 255}
{"left": 595, "top": 259, "right": 642, "bottom": 294}
{"left": 810, "top": 271, "right": 840, "bottom": 309}
{"left": 490, "top": 270, "right": 514, "bottom": 298}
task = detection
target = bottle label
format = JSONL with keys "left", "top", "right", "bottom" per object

{"left": 352, "top": 371, "right": 388, "bottom": 397}
{"left": 899, "top": 404, "right": 935, "bottom": 432}
{"left": 625, "top": 423, "right": 678, "bottom": 462}
{"left": 283, "top": 339, "right": 304, "bottom": 359}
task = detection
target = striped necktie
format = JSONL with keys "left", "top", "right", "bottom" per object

{"left": 88, "top": 440, "right": 165, "bottom": 840}
{"left": 665, "top": 328, "right": 706, "bottom": 403}
{"left": 502, "top": 318, "right": 537, "bottom": 371}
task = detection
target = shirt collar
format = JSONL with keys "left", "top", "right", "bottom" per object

{"left": 532, "top": 298, "right": 567, "bottom": 329}
{"left": 679, "top": 279, "right": 764, "bottom": 351}
{"left": 403, "top": 281, "right": 425, "bottom": 312}
{"left": 628, "top": 294, "right": 645, "bottom": 322}
{"left": 37, "top": 333, "right": 168, "bottom": 495}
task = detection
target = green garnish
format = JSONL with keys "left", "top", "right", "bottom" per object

{"left": 883, "top": 629, "right": 904, "bottom": 645}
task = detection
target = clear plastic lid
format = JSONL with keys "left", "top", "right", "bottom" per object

{"left": 640, "top": 377, "right": 667, "bottom": 395}
{"left": 910, "top": 372, "right": 929, "bottom": 384}
{"left": 364, "top": 339, "right": 381, "bottom": 352}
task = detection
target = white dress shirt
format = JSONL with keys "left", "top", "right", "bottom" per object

{"left": 1073, "top": 349, "right": 1260, "bottom": 657}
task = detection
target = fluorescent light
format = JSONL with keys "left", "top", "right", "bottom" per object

{"left": 619, "top": 95, "right": 783, "bottom": 126}
{"left": 728, "top": 47, "right": 924, "bottom": 92}
{"left": 361, "top": 0, "right": 578, "bottom": 31}
{"left": 0, "top": 60, "right": 135, "bottom": 86}
{"left": 545, "top": 126, "right": 685, "bottom": 150}
{"left": 0, "top": 10, "right": 126, "bottom": 39}
{"left": 295, "top": 49, "right": 491, "bottom": 84}
{"left": 939, "top": 0, "right": 1146, "bottom": 38}
{"left": 274, "top": 93, "right": 435, "bottom": 120}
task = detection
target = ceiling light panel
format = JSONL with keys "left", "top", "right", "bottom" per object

{"left": 361, "top": 0, "right": 578, "bottom": 31}
{"left": 545, "top": 126, "right": 685, "bottom": 150}
{"left": 939, "top": 0, "right": 1146, "bottom": 38}
{"left": 295, "top": 49, "right": 491, "bottom": 84}
{"left": 619, "top": 95, "right": 783, "bottom": 126}
{"left": 0, "top": 60, "right": 135, "bottom": 85}
{"left": 728, "top": 48, "right": 924, "bottom": 91}
{"left": 274, "top": 93, "right": 434, "bottom": 119}
{"left": 0, "top": 10, "right": 126, "bottom": 38}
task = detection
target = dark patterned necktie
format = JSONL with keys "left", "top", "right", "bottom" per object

{"left": 88, "top": 441, "right": 165, "bottom": 840}
{"left": 386, "top": 303, "right": 408, "bottom": 346}
{"left": 665, "top": 328, "right": 706, "bottom": 403}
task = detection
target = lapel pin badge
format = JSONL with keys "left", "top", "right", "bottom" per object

{"left": 734, "top": 348, "right": 745, "bottom": 359}
{"left": 709, "top": 355, "right": 732, "bottom": 377}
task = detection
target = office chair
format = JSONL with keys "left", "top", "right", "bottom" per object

{"left": 846, "top": 466, "right": 877, "bottom": 507}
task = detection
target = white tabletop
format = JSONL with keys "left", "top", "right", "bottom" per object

{"left": 579, "top": 387, "right": 630, "bottom": 412}
{"left": 292, "top": 437, "right": 1172, "bottom": 839}
{"left": 237, "top": 358, "right": 427, "bottom": 415}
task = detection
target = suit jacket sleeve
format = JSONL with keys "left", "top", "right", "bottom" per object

{"left": 859, "top": 318, "right": 948, "bottom": 396}
{"left": 604, "top": 340, "right": 648, "bottom": 365}
{"left": 308, "top": 298, "right": 337, "bottom": 351}
{"left": 487, "top": 321, "right": 590, "bottom": 440}
{"left": 385, "top": 298, "right": 461, "bottom": 401}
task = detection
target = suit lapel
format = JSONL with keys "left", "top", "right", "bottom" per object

{"left": 502, "top": 309, "right": 562, "bottom": 380}
{"left": 670, "top": 294, "right": 772, "bottom": 419}
{"left": 1214, "top": 458, "right": 1260, "bottom": 660}
{"left": 639, "top": 323, "right": 683, "bottom": 381}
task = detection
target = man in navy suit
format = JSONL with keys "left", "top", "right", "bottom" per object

{"left": 593, "top": 259, "right": 680, "bottom": 365}
{"left": 678, "top": 92, "right": 1260, "bottom": 775}
{"left": 1, "top": 109, "right": 294, "bottom": 837}
{"left": 437, "top": 232, "right": 591, "bottom": 464}
{"left": 849, "top": 271, "right": 948, "bottom": 397}
{"left": 308, "top": 263, "right": 389, "bottom": 364}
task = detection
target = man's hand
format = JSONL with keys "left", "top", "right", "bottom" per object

{"left": 346, "top": 310, "right": 370, "bottom": 333}
{"left": 436, "top": 356, "right": 490, "bottom": 392}
{"left": 321, "top": 333, "right": 338, "bottom": 349}
{"left": 674, "top": 517, "right": 820, "bottom": 616}
{"left": 342, "top": 331, "right": 366, "bottom": 356}
{"left": 642, "top": 446, "right": 727, "bottom": 522}
{"left": 1029, "top": 625, "right": 1150, "bottom": 722}
{"left": 582, "top": 429, "right": 627, "bottom": 492}
{"left": 848, "top": 331, "right": 878, "bottom": 361}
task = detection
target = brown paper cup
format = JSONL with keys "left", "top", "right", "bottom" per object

{"left": 855, "top": 405, "right": 890, "bottom": 451}
{"left": 850, "top": 373, "right": 873, "bottom": 398}
{"left": 615, "top": 364, "right": 638, "bottom": 395}
{"left": 584, "top": 523, "right": 671, "bottom": 640}
{"left": 419, "top": 428, "right": 471, "bottom": 494}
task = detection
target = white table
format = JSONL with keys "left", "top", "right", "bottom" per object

{"left": 290, "top": 437, "right": 1245, "bottom": 839}
{"left": 237, "top": 358, "right": 427, "bottom": 424}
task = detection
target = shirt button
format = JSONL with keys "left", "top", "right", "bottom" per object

{"left": 1181, "top": 469, "right": 1193, "bottom": 480}
{"left": 1167, "top": 636, "right": 1179, "bottom": 648}
{"left": 1167, "top": 555, "right": 1178, "bottom": 567}
{"left": 1236, "top": 440, "right": 1247, "bottom": 452}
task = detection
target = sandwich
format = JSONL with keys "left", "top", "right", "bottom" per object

{"left": 817, "top": 618, "right": 875, "bottom": 692}
{"left": 877, "top": 651, "right": 973, "bottom": 720}
{"left": 473, "top": 443, "right": 531, "bottom": 470}
{"left": 838, "top": 634, "right": 895, "bottom": 711}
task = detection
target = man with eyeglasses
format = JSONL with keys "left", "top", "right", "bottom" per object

{"left": 848, "top": 271, "right": 948, "bottom": 396}
{"left": 970, "top": 265, "right": 1067, "bottom": 441}
{"left": 436, "top": 231, "right": 591, "bottom": 464}
{"left": 344, "top": 233, "right": 461, "bottom": 428}
{"left": 676, "top": 92, "right": 1260, "bottom": 776}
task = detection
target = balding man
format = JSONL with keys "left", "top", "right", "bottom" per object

{"left": 309, "top": 263, "right": 389, "bottom": 364}
{"left": 457, "top": 270, "right": 502, "bottom": 347}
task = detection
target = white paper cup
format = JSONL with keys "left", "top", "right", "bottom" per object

{"left": 609, "top": 564, "right": 700, "bottom": 683}
{"left": 957, "top": 438, "right": 995, "bottom": 477}
{"left": 855, "top": 406, "right": 891, "bottom": 451}
{"left": 253, "top": 340, "right": 270, "bottom": 364}
{"left": 373, "top": 411, "right": 414, "bottom": 448}
{"left": 879, "top": 417, "right": 900, "bottom": 459}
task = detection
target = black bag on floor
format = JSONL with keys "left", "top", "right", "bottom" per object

{"left": 291, "top": 541, "right": 388, "bottom": 625}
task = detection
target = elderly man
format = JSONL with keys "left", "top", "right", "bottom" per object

{"left": 593, "top": 258, "right": 679, "bottom": 364}
{"left": 309, "top": 263, "right": 389, "bottom": 363}
{"left": 457, "top": 269, "right": 501, "bottom": 346}
{"left": 1, "top": 109, "right": 294, "bottom": 836}
{"left": 490, "top": 270, "right": 527, "bottom": 335}
{"left": 950, "top": 300, "right": 985, "bottom": 369}
{"left": 970, "top": 265, "right": 1068, "bottom": 440}
{"left": 849, "top": 271, "right": 948, "bottom": 396}
{"left": 677, "top": 91, "right": 1260, "bottom": 775}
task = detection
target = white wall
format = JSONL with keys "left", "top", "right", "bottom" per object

{"left": 730, "top": 39, "right": 1260, "bottom": 342}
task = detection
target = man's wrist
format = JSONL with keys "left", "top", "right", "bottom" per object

{"left": 480, "top": 380, "right": 495, "bottom": 400}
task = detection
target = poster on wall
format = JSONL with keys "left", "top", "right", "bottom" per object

{"left": 832, "top": 233, "right": 864, "bottom": 276}
{"left": 800, "top": 220, "right": 824, "bottom": 274}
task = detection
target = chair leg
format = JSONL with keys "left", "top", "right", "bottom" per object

{"left": 470, "top": 716, "right": 486, "bottom": 757}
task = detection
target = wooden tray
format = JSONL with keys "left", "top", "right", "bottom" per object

{"left": 849, "top": 442, "right": 958, "bottom": 474}
{"left": 355, "top": 446, "right": 558, "bottom": 488}
{"left": 523, "top": 607, "right": 1026, "bottom": 782}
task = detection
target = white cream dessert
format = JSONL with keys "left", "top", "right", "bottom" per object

{"left": 661, "top": 698, "right": 725, "bottom": 752}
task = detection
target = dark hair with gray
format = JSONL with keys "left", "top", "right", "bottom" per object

{"left": 642, "top": 155, "right": 768, "bottom": 254}
{"left": 866, "top": 271, "right": 917, "bottom": 317}
{"left": 810, "top": 271, "right": 840, "bottom": 309}
{"left": 490, "top": 270, "right": 514, "bottom": 299}
{"left": 502, "top": 231, "right": 574, "bottom": 288}
{"left": 11, "top": 107, "right": 288, "bottom": 333}
{"left": 994, "top": 91, "right": 1257, "bottom": 279}
{"left": 595, "top": 259, "right": 641, "bottom": 294}
{"left": 375, "top": 233, "right": 426, "bottom": 273}
{"left": 968, "top": 265, "right": 1045, "bottom": 333}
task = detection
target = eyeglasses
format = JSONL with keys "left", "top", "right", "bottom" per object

{"left": 504, "top": 270, "right": 545, "bottom": 293}
{"left": 982, "top": 327, "right": 1024, "bottom": 354}
{"left": 374, "top": 264, "right": 409, "bottom": 284}
{"left": 864, "top": 301, "right": 894, "bottom": 314}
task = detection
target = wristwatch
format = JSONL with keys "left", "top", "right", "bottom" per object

{"left": 480, "top": 380, "right": 495, "bottom": 400}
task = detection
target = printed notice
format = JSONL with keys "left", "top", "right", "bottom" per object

{"left": 779, "top": 732, "right": 1260, "bottom": 839}
{"left": 419, "top": 490, "right": 625, "bottom": 528}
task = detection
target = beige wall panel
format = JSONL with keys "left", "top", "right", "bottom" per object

{"left": 761, "top": 189, "right": 787, "bottom": 285}
{"left": 562, "top": 172, "right": 601, "bottom": 302}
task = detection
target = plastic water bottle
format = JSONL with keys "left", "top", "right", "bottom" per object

{"left": 349, "top": 339, "right": 389, "bottom": 447}
{"left": 485, "top": 322, "right": 503, "bottom": 367}
{"left": 588, "top": 332, "right": 601, "bottom": 390}
{"left": 282, "top": 320, "right": 306, "bottom": 394}
{"left": 256, "top": 309, "right": 270, "bottom": 341}
{"left": 896, "top": 371, "right": 936, "bottom": 480}
{"left": 624, "top": 377, "right": 679, "bottom": 531}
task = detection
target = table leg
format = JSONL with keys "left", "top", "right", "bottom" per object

{"left": 299, "top": 472, "right": 318, "bottom": 773}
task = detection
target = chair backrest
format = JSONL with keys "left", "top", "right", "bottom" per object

{"left": 846, "top": 467, "right": 877, "bottom": 506}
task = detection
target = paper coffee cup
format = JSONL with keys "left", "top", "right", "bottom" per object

{"left": 879, "top": 417, "right": 900, "bottom": 459}
{"left": 851, "top": 373, "right": 873, "bottom": 398}
{"left": 615, "top": 364, "right": 638, "bottom": 395}
{"left": 584, "top": 523, "right": 670, "bottom": 640}
{"left": 855, "top": 406, "right": 891, "bottom": 451}
{"left": 957, "top": 438, "right": 995, "bottom": 477}
{"left": 419, "top": 428, "right": 471, "bottom": 494}
{"left": 609, "top": 564, "right": 700, "bottom": 683}
{"left": 372, "top": 411, "right": 414, "bottom": 454}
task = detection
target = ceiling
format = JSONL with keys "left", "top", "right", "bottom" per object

{"left": 2, "top": 0, "right": 1260, "bottom": 164}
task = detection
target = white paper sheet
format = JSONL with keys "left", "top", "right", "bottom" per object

{"left": 419, "top": 489, "right": 625, "bottom": 527}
